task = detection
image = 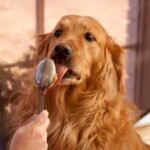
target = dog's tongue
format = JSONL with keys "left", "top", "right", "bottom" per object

{"left": 44, "top": 64, "right": 68, "bottom": 93}
{"left": 55, "top": 64, "right": 69, "bottom": 85}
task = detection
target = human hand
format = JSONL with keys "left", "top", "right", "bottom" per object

{"left": 9, "top": 110, "right": 50, "bottom": 150}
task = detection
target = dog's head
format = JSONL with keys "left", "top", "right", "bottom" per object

{"left": 37, "top": 15, "right": 125, "bottom": 94}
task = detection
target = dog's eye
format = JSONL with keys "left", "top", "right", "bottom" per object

{"left": 85, "top": 32, "right": 96, "bottom": 42}
{"left": 54, "top": 29, "right": 63, "bottom": 37}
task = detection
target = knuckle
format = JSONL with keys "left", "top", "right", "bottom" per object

{"left": 47, "top": 118, "right": 50, "bottom": 124}
{"left": 43, "top": 143, "right": 48, "bottom": 149}
{"left": 16, "top": 127, "right": 23, "bottom": 135}
{"left": 45, "top": 119, "right": 50, "bottom": 128}
{"left": 31, "top": 127, "right": 43, "bottom": 138}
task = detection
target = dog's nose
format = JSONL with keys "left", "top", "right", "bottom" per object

{"left": 53, "top": 44, "right": 72, "bottom": 60}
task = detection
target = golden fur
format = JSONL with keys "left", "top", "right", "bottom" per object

{"left": 9, "top": 15, "right": 150, "bottom": 150}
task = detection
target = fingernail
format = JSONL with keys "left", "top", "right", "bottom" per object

{"left": 32, "top": 114, "right": 37, "bottom": 121}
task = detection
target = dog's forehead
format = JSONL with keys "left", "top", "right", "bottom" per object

{"left": 54, "top": 15, "right": 107, "bottom": 45}
{"left": 56, "top": 15, "right": 105, "bottom": 32}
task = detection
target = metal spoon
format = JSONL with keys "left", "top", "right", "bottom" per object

{"left": 35, "top": 58, "right": 56, "bottom": 113}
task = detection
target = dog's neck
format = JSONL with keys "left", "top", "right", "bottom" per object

{"left": 44, "top": 79, "right": 132, "bottom": 149}
{"left": 45, "top": 78, "right": 107, "bottom": 119}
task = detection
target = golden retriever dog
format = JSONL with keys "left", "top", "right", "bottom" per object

{"left": 9, "top": 15, "right": 150, "bottom": 150}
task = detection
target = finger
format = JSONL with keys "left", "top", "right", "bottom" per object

{"left": 42, "top": 142, "right": 48, "bottom": 150}
{"left": 40, "top": 117, "right": 50, "bottom": 129}
{"left": 42, "top": 131, "right": 48, "bottom": 141}
{"left": 32, "top": 110, "right": 49, "bottom": 127}
{"left": 33, "top": 117, "right": 50, "bottom": 132}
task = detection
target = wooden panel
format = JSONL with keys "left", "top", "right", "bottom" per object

{"left": 135, "top": 0, "right": 150, "bottom": 109}
{"left": 36, "top": 0, "right": 44, "bottom": 34}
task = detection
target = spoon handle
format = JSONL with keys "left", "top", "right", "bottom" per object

{"left": 38, "top": 90, "right": 44, "bottom": 114}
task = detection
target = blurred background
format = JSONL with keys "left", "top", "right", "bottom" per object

{"left": 0, "top": 0, "right": 150, "bottom": 148}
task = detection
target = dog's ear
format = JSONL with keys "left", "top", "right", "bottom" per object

{"left": 105, "top": 37, "right": 125, "bottom": 94}
{"left": 36, "top": 33, "right": 51, "bottom": 62}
